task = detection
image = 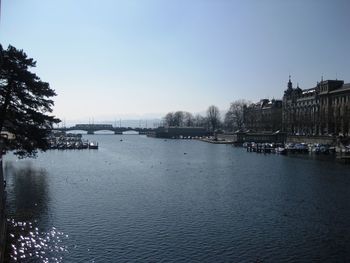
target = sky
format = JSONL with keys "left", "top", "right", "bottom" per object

{"left": 1, "top": 0, "right": 350, "bottom": 123}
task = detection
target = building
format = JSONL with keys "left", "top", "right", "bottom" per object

{"left": 243, "top": 99, "right": 283, "bottom": 132}
{"left": 282, "top": 76, "right": 350, "bottom": 136}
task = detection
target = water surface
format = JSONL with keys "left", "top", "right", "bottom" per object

{"left": 4, "top": 135, "right": 350, "bottom": 262}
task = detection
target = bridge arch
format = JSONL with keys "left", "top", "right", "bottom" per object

{"left": 94, "top": 130, "right": 115, "bottom": 135}
{"left": 122, "top": 130, "right": 139, "bottom": 135}
{"left": 63, "top": 129, "right": 88, "bottom": 134}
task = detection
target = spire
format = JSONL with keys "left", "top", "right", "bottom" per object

{"left": 287, "top": 75, "right": 293, "bottom": 89}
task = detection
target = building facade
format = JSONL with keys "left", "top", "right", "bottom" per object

{"left": 243, "top": 99, "right": 283, "bottom": 132}
{"left": 282, "top": 77, "right": 350, "bottom": 136}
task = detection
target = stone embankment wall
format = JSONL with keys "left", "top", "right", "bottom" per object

{"left": 286, "top": 135, "right": 336, "bottom": 145}
{"left": 216, "top": 134, "right": 235, "bottom": 142}
{"left": 218, "top": 134, "right": 338, "bottom": 146}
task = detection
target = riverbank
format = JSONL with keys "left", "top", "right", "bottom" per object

{"left": 197, "top": 138, "right": 233, "bottom": 144}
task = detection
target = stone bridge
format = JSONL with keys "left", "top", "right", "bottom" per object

{"left": 56, "top": 124, "right": 155, "bottom": 135}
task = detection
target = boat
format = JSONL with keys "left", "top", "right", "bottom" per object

{"left": 243, "top": 142, "right": 251, "bottom": 148}
{"left": 312, "top": 144, "right": 331, "bottom": 154}
{"left": 295, "top": 143, "right": 309, "bottom": 153}
{"left": 82, "top": 141, "right": 89, "bottom": 149}
{"left": 89, "top": 142, "right": 99, "bottom": 149}
{"left": 276, "top": 147, "right": 287, "bottom": 155}
{"left": 285, "top": 143, "right": 308, "bottom": 153}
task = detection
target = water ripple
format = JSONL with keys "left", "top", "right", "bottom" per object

{"left": 7, "top": 219, "right": 69, "bottom": 263}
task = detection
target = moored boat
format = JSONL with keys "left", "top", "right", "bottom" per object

{"left": 276, "top": 147, "right": 287, "bottom": 154}
{"left": 89, "top": 142, "right": 99, "bottom": 149}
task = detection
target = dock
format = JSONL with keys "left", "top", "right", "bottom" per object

{"left": 49, "top": 132, "right": 99, "bottom": 150}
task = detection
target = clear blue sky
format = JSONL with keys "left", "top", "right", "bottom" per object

{"left": 1, "top": 0, "right": 350, "bottom": 121}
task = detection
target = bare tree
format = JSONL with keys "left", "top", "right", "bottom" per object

{"left": 194, "top": 114, "right": 207, "bottom": 128}
{"left": 163, "top": 111, "right": 188, "bottom": 127}
{"left": 223, "top": 111, "right": 235, "bottom": 132}
{"left": 225, "top": 100, "right": 250, "bottom": 131}
{"left": 163, "top": 112, "right": 175, "bottom": 127}
{"left": 183, "top": 112, "right": 195, "bottom": 127}
{"left": 206, "top": 105, "right": 221, "bottom": 132}
{"left": 173, "top": 111, "right": 185, "bottom": 127}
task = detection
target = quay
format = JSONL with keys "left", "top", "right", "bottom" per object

{"left": 198, "top": 137, "right": 233, "bottom": 144}
{"left": 149, "top": 127, "right": 210, "bottom": 139}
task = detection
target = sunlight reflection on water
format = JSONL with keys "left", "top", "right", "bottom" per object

{"left": 7, "top": 219, "right": 68, "bottom": 263}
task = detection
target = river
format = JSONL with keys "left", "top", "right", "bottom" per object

{"left": 3, "top": 135, "right": 350, "bottom": 262}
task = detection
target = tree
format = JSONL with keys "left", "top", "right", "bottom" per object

{"left": 183, "top": 112, "right": 195, "bottom": 127}
{"left": 225, "top": 100, "right": 250, "bottom": 132}
{"left": 163, "top": 112, "right": 175, "bottom": 127}
{"left": 164, "top": 111, "right": 194, "bottom": 127}
{"left": 223, "top": 110, "right": 235, "bottom": 131}
{"left": 173, "top": 111, "right": 184, "bottom": 127}
{"left": 206, "top": 105, "right": 221, "bottom": 132}
{"left": 0, "top": 45, "right": 60, "bottom": 157}
{"left": 194, "top": 114, "right": 208, "bottom": 128}
{"left": 163, "top": 111, "right": 186, "bottom": 127}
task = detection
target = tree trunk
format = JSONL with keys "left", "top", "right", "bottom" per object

{"left": 0, "top": 84, "right": 13, "bottom": 133}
